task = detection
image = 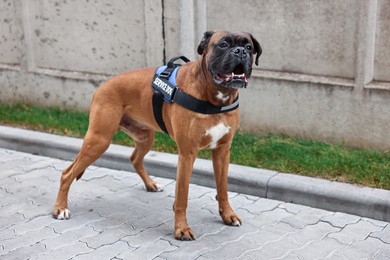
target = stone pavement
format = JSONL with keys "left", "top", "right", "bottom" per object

{"left": 0, "top": 148, "right": 389, "bottom": 260}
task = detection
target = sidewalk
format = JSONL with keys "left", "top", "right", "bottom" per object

{"left": 0, "top": 148, "right": 390, "bottom": 259}
{"left": 0, "top": 125, "right": 389, "bottom": 223}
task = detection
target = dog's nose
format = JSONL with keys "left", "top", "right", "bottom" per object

{"left": 232, "top": 47, "right": 247, "bottom": 59}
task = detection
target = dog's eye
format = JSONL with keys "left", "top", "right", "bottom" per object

{"left": 219, "top": 42, "right": 229, "bottom": 49}
{"left": 245, "top": 44, "right": 252, "bottom": 51}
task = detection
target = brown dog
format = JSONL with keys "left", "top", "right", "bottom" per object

{"left": 52, "top": 31, "right": 261, "bottom": 240}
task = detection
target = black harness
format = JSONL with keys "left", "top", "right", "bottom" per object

{"left": 151, "top": 56, "right": 239, "bottom": 134}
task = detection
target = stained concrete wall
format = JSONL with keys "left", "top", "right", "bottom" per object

{"left": 1, "top": 0, "right": 390, "bottom": 149}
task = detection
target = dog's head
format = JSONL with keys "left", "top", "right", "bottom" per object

{"left": 197, "top": 31, "right": 262, "bottom": 89}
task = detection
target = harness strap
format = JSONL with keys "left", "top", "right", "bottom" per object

{"left": 152, "top": 91, "right": 169, "bottom": 133}
{"left": 173, "top": 89, "right": 239, "bottom": 114}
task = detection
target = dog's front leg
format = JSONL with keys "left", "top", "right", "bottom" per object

{"left": 212, "top": 144, "right": 241, "bottom": 226}
{"left": 173, "top": 151, "right": 197, "bottom": 240}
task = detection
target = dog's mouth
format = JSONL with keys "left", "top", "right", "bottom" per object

{"left": 213, "top": 64, "right": 248, "bottom": 89}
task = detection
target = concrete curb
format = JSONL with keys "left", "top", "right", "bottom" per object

{"left": 0, "top": 125, "right": 389, "bottom": 222}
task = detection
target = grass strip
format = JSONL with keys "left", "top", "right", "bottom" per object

{"left": 0, "top": 103, "right": 389, "bottom": 190}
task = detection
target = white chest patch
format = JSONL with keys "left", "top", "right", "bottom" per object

{"left": 216, "top": 91, "right": 230, "bottom": 104}
{"left": 205, "top": 123, "right": 231, "bottom": 149}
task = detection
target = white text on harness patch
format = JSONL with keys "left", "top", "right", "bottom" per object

{"left": 153, "top": 77, "right": 174, "bottom": 96}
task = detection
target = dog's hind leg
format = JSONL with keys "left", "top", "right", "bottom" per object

{"left": 52, "top": 104, "right": 121, "bottom": 219}
{"left": 120, "top": 115, "right": 163, "bottom": 192}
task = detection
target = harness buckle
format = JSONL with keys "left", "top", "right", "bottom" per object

{"left": 159, "top": 69, "right": 173, "bottom": 79}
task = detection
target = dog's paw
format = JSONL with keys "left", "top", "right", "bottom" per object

{"left": 174, "top": 226, "right": 196, "bottom": 241}
{"left": 53, "top": 208, "right": 70, "bottom": 220}
{"left": 220, "top": 209, "right": 241, "bottom": 227}
{"left": 146, "top": 182, "right": 164, "bottom": 192}
{"left": 230, "top": 219, "right": 241, "bottom": 227}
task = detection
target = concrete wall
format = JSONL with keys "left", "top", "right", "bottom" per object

{"left": 1, "top": 0, "right": 390, "bottom": 150}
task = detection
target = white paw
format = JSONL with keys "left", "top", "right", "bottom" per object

{"left": 231, "top": 220, "right": 241, "bottom": 227}
{"left": 154, "top": 183, "right": 164, "bottom": 192}
{"left": 57, "top": 209, "right": 70, "bottom": 220}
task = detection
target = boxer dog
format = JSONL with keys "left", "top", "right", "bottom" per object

{"left": 52, "top": 31, "right": 261, "bottom": 240}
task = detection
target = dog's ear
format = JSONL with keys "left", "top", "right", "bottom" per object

{"left": 249, "top": 33, "right": 262, "bottom": 66}
{"left": 197, "top": 31, "right": 215, "bottom": 55}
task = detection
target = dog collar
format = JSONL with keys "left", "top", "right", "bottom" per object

{"left": 151, "top": 56, "right": 239, "bottom": 133}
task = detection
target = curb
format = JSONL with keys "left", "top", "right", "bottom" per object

{"left": 0, "top": 125, "right": 389, "bottom": 222}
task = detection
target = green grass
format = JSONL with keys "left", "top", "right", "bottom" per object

{"left": 1, "top": 103, "right": 389, "bottom": 190}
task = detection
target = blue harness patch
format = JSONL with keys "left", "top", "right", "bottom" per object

{"left": 152, "top": 66, "right": 179, "bottom": 103}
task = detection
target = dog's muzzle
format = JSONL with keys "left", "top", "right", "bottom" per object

{"left": 210, "top": 47, "right": 252, "bottom": 89}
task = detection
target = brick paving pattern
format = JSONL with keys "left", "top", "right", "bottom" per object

{"left": 0, "top": 148, "right": 389, "bottom": 259}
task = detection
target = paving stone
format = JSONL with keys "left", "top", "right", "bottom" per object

{"left": 130, "top": 188, "right": 170, "bottom": 204}
{"left": 68, "top": 179, "right": 115, "bottom": 199}
{"left": 334, "top": 237, "right": 390, "bottom": 259}
{"left": 242, "top": 236, "right": 304, "bottom": 259}
{"left": 328, "top": 219, "right": 384, "bottom": 245}
{"left": 80, "top": 224, "right": 137, "bottom": 249}
{"left": 375, "top": 247, "right": 390, "bottom": 259}
{"left": 0, "top": 191, "right": 22, "bottom": 207}
{"left": 1, "top": 179, "right": 44, "bottom": 195}
{"left": 40, "top": 225, "right": 99, "bottom": 250}
{"left": 240, "top": 198, "right": 281, "bottom": 214}
{"left": 0, "top": 150, "right": 12, "bottom": 162}
{"left": 0, "top": 212, "right": 26, "bottom": 229}
{"left": 321, "top": 212, "right": 361, "bottom": 228}
{"left": 75, "top": 240, "right": 132, "bottom": 260}
{"left": 79, "top": 167, "right": 111, "bottom": 181}
{"left": 1, "top": 227, "right": 57, "bottom": 253}
{"left": 30, "top": 241, "right": 93, "bottom": 260}
{"left": 281, "top": 208, "right": 333, "bottom": 229}
{"left": 206, "top": 221, "right": 255, "bottom": 241}
{"left": 130, "top": 211, "right": 174, "bottom": 231}
{"left": 12, "top": 214, "right": 58, "bottom": 235}
{"left": 151, "top": 257, "right": 167, "bottom": 260}
{"left": 188, "top": 184, "right": 215, "bottom": 200}
{"left": 276, "top": 254, "right": 302, "bottom": 260}
{"left": 0, "top": 170, "right": 20, "bottom": 186}
{"left": 117, "top": 239, "right": 177, "bottom": 259}
{"left": 88, "top": 212, "right": 137, "bottom": 232}
{"left": 290, "top": 237, "right": 347, "bottom": 260}
{"left": 279, "top": 203, "right": 316, "bottom": 214}
{"left": 1, "top": 159, "right": 27, "bottom": 171}
{"left": 186, "top": 196, "right": 215, "bottom": 213}
{"left": 0, "top": 228, "right": 16, "bottom": 241}
{"left": 363, "top": 217, "right": 390, "bottom": 228}
{"left": 121, "top": 224, "right": 173, "bottom": 247}
{"left": 186, "top": 217, "right": 225, "bottom": 239}
{"left": 20, "top": 162, "right": 55, "bottom": 175}
{"left": 1, "top": 148, "right": 389, "bottom": 259}
{"left": 201, "top": 229, "right": 279, "bottom": 259}
{"left": 261, "top": 222, "right": 300, "bottom": 237}
{"left": 18, "top": 203, "right": 52, "bottom": 220}
{"left": 77, "top": 193, "right": 153, "bottom": 218}
{"left": 371, "top": 224, "right": 390, "bottom": 244}
{"left": 49, "top": 211, "right": 103, "bottom": 233}
{"left": 246, "top": 208, "right": 295, "bottom": 228}
{"left": 287, "top": 221, "right": 340, "bottom": 245}
{"left": 320, "top": 252, "right": 350, "bottom": 260}
{"left": 159, "top": 238, "right": 215, "bottom": 259}
{"left": 147, "top": 195, "right": 176, "bottom": 212}
{"left": 80, "top": 175, "right": 133, "bottom": 192}
{"left": 0, "top": 242, "right": 48, "bottom": 260}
